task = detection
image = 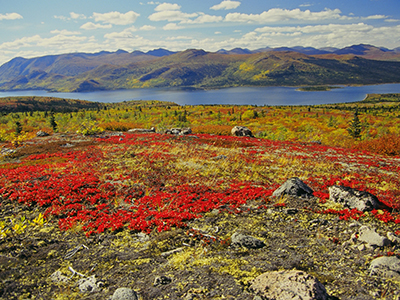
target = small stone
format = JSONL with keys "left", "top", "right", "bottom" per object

{"left": 77, "top": 275, "right": 99, "bottom": 293}
{"left": 212, "top": 155, "right": 227, "bottom": 160}
{"left": 161, "top": 247, "right": 184, "bottom": 258}
{"left": 154, "top": 275, "right": 172, "bottom": 286}
{"left": 387, "top": 232, "right": 400, "bottom": 244}
{"left": 231, "top": 233, "right": 265, "bottom": 249}
{"left": 36, "top": 130, "right": 49, "bottom": 137}
{"left": 111, "top": 287, "right": 138, "bottom": 300}
{"left": 357, "top": 244, "right": 366, "bottom": 251}
{"left": 285, "top": 208, "right": 299, "bottom": 215}
{"left": 50, "top": 271, "right": 69, "bottom": 284}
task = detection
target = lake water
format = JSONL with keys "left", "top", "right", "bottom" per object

{"left": 1, "top": 84, "right": 400, "bottom": 106}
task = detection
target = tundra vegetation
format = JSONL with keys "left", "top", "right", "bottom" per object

{"left": 0, "top": 93, "right": 400, "bottom": 299}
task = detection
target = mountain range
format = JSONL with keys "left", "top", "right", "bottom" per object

{"left": 1, "top": 44, "right": 400, "bottom": 92}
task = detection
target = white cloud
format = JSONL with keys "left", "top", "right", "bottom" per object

{"left": 140, "top": 25, "right": 156, "bottom": 30}
{"left": 149, "top": 10, "right": 197, "bottom": 22}
{"left": 93, "top": 11, "right": 140, "bottom": 25}
{"left": 155, "top": 3, "right": 181, "bottom": 11}
{"left": 385, "top": 19, "right": 400, "bottom": 23}
{"left": 163, "top": 23, "right": 184, "bottom": 30}
{"left": 183, "top": 13, "right": 223, "bottom": 24}
{"left": 70, "top": 12, "right": 86, "bottom": 20}
{"left": 210, "top": 1, "right": 241, "bottom": 11}
{"left": 104, "top": 27, "right": 137, "bottom": 39}
{"left": 364, "top": 15, "right": 387, "bottom": 20}
{"left": 166, "top": 36, "right": 192, "bottom": 40}
{"left": 0, "top": 35, "right": 42, "bottom": 51}
{"left": 232, "top": 23, "right": 400, "bottom": 50}
{"left": 0, "top": 12, "right": 23, "bottom": 21}
{"left": 50, "top": 29, "right": 81, "bottom": 35}
{"left": 215, "top": 31, "right": 222, "bottom": 34}
{"left": 225, "top": 8, "right": 349, "bottom": 23}
{"left": 81, "top": 22, "right": 113, "bottom": 30}
{"left": 54, "top": 15, "right": 68, "bottom": 21}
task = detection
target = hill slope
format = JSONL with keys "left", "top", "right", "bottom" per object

{"left": 1, "top": 46, "right": 400, "bottom": 92}
{"left": 0, "top": 131, "right": 400, "bottom": 299}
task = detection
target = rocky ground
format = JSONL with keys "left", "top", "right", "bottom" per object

{"left": 1, "top": 193, "right": 400, "bottom": 299}
{"left": 1, "top": 132, "right": 400, "bottom": 299}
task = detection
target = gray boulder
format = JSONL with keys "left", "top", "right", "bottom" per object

{"left": 111, "top": 288, "right": 138, "bottom": 300}
{"left": 165, "top": 127, "right": 192, "bottom": 135}
{"left": 369, "top": 256, "right": 400, "bottom": 279}
{"left": 128, "top": 127, "right": 155, "bottom": 133}
{"left": 328, "top": 185, "right": 379, "bottom": 211}
{"left": 231, "top": 126, "right": 253, "bottom": 137}
{"left": 273, "top": 177, "right": 314, "bottom": 198}
{"left": 36, "top": 130, "right": 49, "bottom": 137}
{"left": 358, "top": 226, "right": 390, "bottom": 247}
{"left": 231, "top": 233, "right": 265, "bottom": 249}
{"left": 250, "top": 270, "right": 328, "bottom": 300}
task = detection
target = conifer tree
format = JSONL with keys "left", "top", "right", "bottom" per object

{"left": 15, "top": 121, "right": 22, "bottom": 135}
{"left": 347, "top": 110, "right": 362, "bottom": 139}
{"left": 50, "top": 113, "right": 58, "bottom": 132}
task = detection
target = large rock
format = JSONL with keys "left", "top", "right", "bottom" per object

{"left": 273, "top": 177, "right": 314, "bottom": 198}
{"left": 231, "top": 232, "right": 265, "bottom": 249}
{"left": 164, "top": 127, "right": 192, "bottom": 135}
{"left": 111, "top": 287, "right": 138, "bottom": 300}
{"left": 358, "top": 226, "right": 390, "bottom": 247}
{"left": 369, "top": 256, "right": 400, "bottom": 279}
{"left": 128, "top": 127, "right": 155, "bottom": 133}
{"left": 328, "top": 185, "right": 379, "bottom": 211}
{"left": 250, "top": 270, "right": 328, "bottom": 300}
{"left": 231, "top": 126, "right": 253, "bottom": 137}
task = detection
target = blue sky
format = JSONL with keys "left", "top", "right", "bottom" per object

{"left": 0, "top": 0, "right": 399, "bottom": 65}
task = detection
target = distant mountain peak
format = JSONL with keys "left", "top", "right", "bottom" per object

{"left": 217, "top": 48, "right": 252, "bottom": 55}
{"left": 146, "top": 48, "right": 177, "bottom": 57}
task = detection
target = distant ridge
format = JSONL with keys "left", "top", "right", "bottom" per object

{"left": 1, "top": 44, "right": 400, "bottom": 92}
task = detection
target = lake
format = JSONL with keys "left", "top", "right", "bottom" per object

{"left": 1, "top": 84, "right": 400, "bottom": 106}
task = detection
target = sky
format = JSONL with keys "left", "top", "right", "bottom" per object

{"left": 1, "top": 0, "right": 400, "bottom": 65}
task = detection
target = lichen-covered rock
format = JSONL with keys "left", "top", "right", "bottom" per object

{"left": 231, "top": 126, "right": 253, "bottom": 137}
{"left": 328, "top": 185, "right": 379, "bottom": 211}
{"left": 358, "top": 226, "right": 390, "bottom": 247}
{"left": 50, "top": 270, "right": 70, "bottom": 284}
{"left": 111, "top": 287, "right": 138, "bottom": 300}
{"left": 250, "top": 270, "right": 328, "bottom": 300}
{"left": 231, "top": 232, "right": 265, "bottom": 249}
{"left": 273, "top": 177, "right": 314, "bottom": 198}
{"left": 369, "top": 256, "right": 400, "bottom": 279}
